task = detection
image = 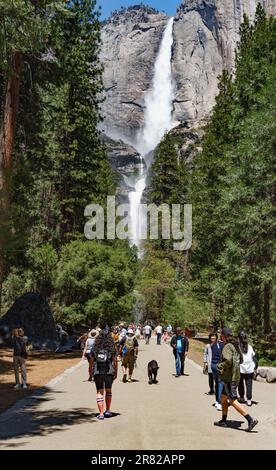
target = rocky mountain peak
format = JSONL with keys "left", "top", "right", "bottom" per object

{"left": 102, "top": 4, "right": 164, "bottom": 26}
{"left": 100, "top": 5, "right": 168, "bottom": 144}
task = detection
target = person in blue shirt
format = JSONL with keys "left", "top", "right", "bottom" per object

{"left": 170, "top": 327, "right": 189, "bottom": 377}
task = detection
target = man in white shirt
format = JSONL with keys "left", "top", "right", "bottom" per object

{"left": 144, "top": 324, "right": 152, "bottom": 345}
{"left": 155, "top": 325, "right": 163, "bottom": 345}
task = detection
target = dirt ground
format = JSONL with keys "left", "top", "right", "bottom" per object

{"left": 0, "top": 348, "right": 81, "bottom": 414}
{"left": 188, "top": 338, "right": 205, "bottom": 365}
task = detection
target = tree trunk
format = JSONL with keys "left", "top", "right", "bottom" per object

{"left": 0, "top": 51, "right": 22, "bottom": 177}
{"left": 0, "top": 51, "right": 23, "bottom": 313}
{"left": 263, "top": 283, "right": 271, "bottom": 335}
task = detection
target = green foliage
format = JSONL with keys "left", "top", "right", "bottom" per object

{"left": 53, "top": 240, "right": 137, "bottom": 327}
{"left": 141, "top": 8, "right": 276, "bottom": 347}
{"left": 0, "top": 267, "right": 27, "bottom": 315}
{"left": 162, "top": 286, "right": 212, "bottom": 331}
{"left": 0, "top": 0, "right": 65, "bottom": 68}
{"left": 136, "top": 246, "right": 175, "bottom": 321}
{"left": 26, "top": 244, "right": 58, "bottom": 298}
{"left": 185, "top": 9, "right": 276, "bottom": 337}
{"left": 150, "top": 133, "right": 188, "bottom": 205}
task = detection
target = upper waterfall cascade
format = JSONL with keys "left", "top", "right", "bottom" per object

{"left": 136, "top": 17, "right": 175, "bottom": 157}
{"left": 129, "top": 17, "right": 175, "bottom": 248}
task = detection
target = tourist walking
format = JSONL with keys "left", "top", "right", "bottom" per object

{"left": 82, "top": 329, "right": 97, "bottom": 381}
{"left": 118, "top": 328, "right": 138, "bottom": 383}
{"left": 215, "top": 328, "right": 258, "bottom": 432}
{"left": 155, "top": 324, "right": 163, "bottom": 345}
{"left": 162, "top": 330, "right": 169, "bottom": 342}
{"left": 90, "top": 321, "right": 117, "bottom": 420}
{"left": 204, "top": 333, "right": 224, "bottom": 411}
{"left": 170, "top": 327, "right": 189, "bottom": 377}
{"left": 238, "top": 331, "right": 256, "bottom": 406}
{"left": 144, "top": 324, "right": 152, "bottom": 345}
{"left": 12, "top": 328, "right": 28, "bottom": 389}
{"left": 77, "top": 333, "right": 88, "bottom": 352}
{"left": 111, "top": 326, "right": 120, "bottom": 354}
{"left": 203, "top": 333, "right": 216, "bottom": 396}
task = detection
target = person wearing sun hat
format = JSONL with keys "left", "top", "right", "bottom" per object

{"left": 82, "top": 329, "right": 98, "bottom": 381}
{"left": 118, "top": 327, "right": 138, "bottom": 383}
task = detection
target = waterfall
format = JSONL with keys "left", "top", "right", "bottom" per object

{"left": 129, "top": 17, "right": 175, "bottom": 248}
{"left": 137, "top": 17, "right": 175, "bottom": 157}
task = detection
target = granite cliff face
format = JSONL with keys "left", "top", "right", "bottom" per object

{"left": 100, "top": 2, "right": 276, "bottom": 138}
{"left": 100, "top": 6, "right": 168, "bottom": 144}
{"left": 172, "top": 0, "right": 276, "bottom": 122}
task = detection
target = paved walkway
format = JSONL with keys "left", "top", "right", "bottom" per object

{"left": 0, "top": 340, "right": 275, "bottom": 450}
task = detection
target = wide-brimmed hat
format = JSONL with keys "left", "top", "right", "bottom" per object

{"left": 89, "top": 329, "right": 97, "bottom": 338}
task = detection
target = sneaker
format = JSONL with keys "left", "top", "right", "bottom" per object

{"left": 214, "top": 420, "right": 228, "bottom": 428}
{"left": 245, "top": 418, "right": 258, "bottom": 432}
{"left": 214, "top": 402, "right": 218, "bottom": 408}
{"left": 247, "top": 400, "right": 252, "bottom": 406}
{"left": 96, "top": 414, "right": 104, "bottom": 421}
{"left": 217, "top": 404, "right": 222, "bottom": 411}
{"left": 128, "top": 378, "right": 133, "bottom": 383}
{"left": 14, "top": 384, "right": 21, "bottom": 389}
{"left": 104, "top": 411, "right": 112, "bottom": 418}
{"left": 22, "top": 384, "right": 28, "bottom": 389}
{"left": 239, "top": 397, "right": 246, "bottom": 403}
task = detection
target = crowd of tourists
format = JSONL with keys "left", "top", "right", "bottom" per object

{"left": 10, "top": 320, "right": 258, "bottom": 431}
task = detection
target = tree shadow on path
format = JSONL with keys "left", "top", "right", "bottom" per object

{"left": 0, "top": 386, "right": 96, "bottom": 443}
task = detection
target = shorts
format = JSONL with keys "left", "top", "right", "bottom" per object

{"left": 122, "top": 352, "right": 135, "bottom": 368}
{"left": 94, "top": 374, "right": 114, "bottom": 391}
{"left": 222, "top": 381, "right": 238, "bottom": 401}
{"left": 85, "top": 352, "right": 92, "bottom": 361}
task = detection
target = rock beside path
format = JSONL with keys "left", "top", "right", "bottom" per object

{"left": 0, "top": 292, "right": 59, "bottom": 350}
{"left": 258, "top": 367, "right": 276, "bottom": 383}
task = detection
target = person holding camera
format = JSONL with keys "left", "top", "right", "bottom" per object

{"left": 12, "top": 328, "right": 28, "bottom": 389}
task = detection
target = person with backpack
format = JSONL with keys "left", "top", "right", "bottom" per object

{"left": 238, "top": 331, "right": 257, "bottom": 406}
{"left": 170, "top": 327, "right": 189, "bottom": 377}
{"left": 118, "top": 328, "right": 138, "bottom": 383}
{"left": 12, "top": 327, "right": 28, "bottom": 389}
{"left": 82, "top": 329, "right": 97, "bottom": 381}
{"left": 89, "top": 321, "right": 118, "bottom": 421}
{"left": 214, "top": 327, "right": 258, "bottom": 432}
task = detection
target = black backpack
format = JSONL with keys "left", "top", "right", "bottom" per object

{"left": 95, "top": 349, "right": 111, "bottom": 365}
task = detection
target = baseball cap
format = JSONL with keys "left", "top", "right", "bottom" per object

{"left": 221, "top": 327, "right": 233, "bottom": 337}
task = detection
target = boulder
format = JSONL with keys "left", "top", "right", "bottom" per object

{"left": 258, "top": 367, "right": 269, "bottom": 378}
{"left": 266, "top": 368, "right": 276, "bottom": 383}
{"left": 0, "top": 292, "right": 59, "bottom": 350}
{"left": 55, "top": 336, "right": 78, "bottom": 353}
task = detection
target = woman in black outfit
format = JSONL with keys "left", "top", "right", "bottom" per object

{"left": 90, "top": 321, "right": 118, "bottom": 420}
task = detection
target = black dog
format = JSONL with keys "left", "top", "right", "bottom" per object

{"left": 148, "top": 360, "right": 159, "bottom": 385}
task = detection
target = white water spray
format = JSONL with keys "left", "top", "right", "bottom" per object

{"left": 129, "top": 17, "right": 175, "bottom": 247}
{"left": 137, "top": 17, "right": 175, "bottom": 157}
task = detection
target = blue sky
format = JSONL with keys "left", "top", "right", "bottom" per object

{"left": 96, "top": 1, "right": 180, "bottom": 19}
